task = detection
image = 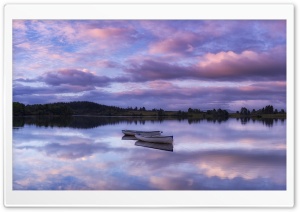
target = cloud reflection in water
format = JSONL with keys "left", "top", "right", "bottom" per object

{"left": 13, "top": 117, "right": 286, "bottom": 190}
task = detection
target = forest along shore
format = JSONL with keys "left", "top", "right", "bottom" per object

{"left": 13, "top": 101, "right": 286, "bottom": 119}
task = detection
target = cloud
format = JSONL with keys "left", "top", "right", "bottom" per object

{"left": 139, "top": 20, "right": 178, "bottom": 38}
{"left": 17, "top": 141, "right": 127, "bottom": 160}
{"left": 77, "top": 24, "right": 140, "bottom": 51}
{"left": 126, "top": 49, "right": 285, "bottom": 82}
{"left": 13, "top": 82, "right": 96, "bottom": 96}
{"left": 13, "top": 81, "right": 98, "bottom": 105}
{"left": 12, "top": 20, "right": 286, "bottom": 110}
{"left": 15, "top": 42, "right": 31, "bottom": 49}
{"left": 75, "top": 79, "right": 285, "bottom": 111}
{"left": 13, "top": 20, "right": 27, "bottom": 31}
{"left": 127, "top": 148, "right": 286, "bottom": 190}
{"left": 126, "top": 59, "right": 190, "bottom": 82}
{"left": 196, "top": 49, "right": 285, "bottom": 80}
{"left": 149, "top": 32, "right": 203, "bottom": 56}
{"left": 41, "top": 69, "right": 111, "bottom": 87}
{"left": 146, "top": 20, "right": 286, "bottom": 56}
{"left": 200, "top": 20, "right": 286, "bottom": 53}
{"left": 13, "top": 63, "right": 286, "bottom": 111}
{"left": 13, "top": 21, "right": 140, "bottom": 73}
{"left": 85, "top": 27, "right": 129, "bottom": 39}
{"left": 13, "top": 115, "right": 286, "bottom": 190}
{"left": 88, "top": 60, "right": 121, "bottom": 69}
{"left": 15, "top": 139, "right": 286, "bottom": 190}
{"left": 256, "top": 20, "right": 286, "bottom": 40}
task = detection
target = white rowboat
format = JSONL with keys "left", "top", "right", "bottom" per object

{"left": 122, "top": 130, "right": 162, "bottom": 136}
{"left": 135, "top": 134, "right": 173, "bottom": 144}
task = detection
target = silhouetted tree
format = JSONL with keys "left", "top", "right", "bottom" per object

{"left": 240, "top": 107, "right": 250, "bottom": 115}
{"left": 264, "top": 105, "right": 274, "bottom": 114}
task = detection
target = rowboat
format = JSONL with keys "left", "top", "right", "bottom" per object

{"left": 135, "top": 134, "right": 173, "bottom": 144}
{"left": 135, "top": 141, "right": 173, "bottom": 152}
{"left": 122, "top": 130, "right": 162, "bottom": 136}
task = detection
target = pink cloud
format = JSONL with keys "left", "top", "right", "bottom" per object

{"left": 147, "top": 81, "right": 175, "bottom": 89}
{"left": 126, "top": 48, "right": 285, "bottom": 83}
{"left": 76, "top": 25, "right": 138, "bottom": 51}
{"left": 15, "top": 42, "right": 31, "bottom": 49}
{"left": 13, "top": 20, "right": 27, "bottom": 31}
{"left": 197, "top": 155, "right": 281, "bottom": 181}
{"left": 149, "top": 32, "right": 202, "bottom": 55}
{"left": 14, "top": 21, "right": 137, "bottom": 55}
{"left": 196, "top": 49, "right": 285, "bottom": 79}
{"left": 85, "top": 27, "right": 128, "bottom": 39}
{"left": 28, "top": 21, "right": 133, "bottom": 46}
{"left": 200, "top": 50, "right": 259, "bottom": 67}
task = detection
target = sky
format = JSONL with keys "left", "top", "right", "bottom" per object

{"left": 13, "top": 20, "right": 286, "bottom": 111}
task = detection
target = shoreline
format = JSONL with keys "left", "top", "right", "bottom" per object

{"left": 13, "top": 114, "right": 287, "bottom": 119}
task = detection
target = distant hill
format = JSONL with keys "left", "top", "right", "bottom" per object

{"left": 66, "top": 101, "right": 127, "bottom": 115}
{"left": 13, "top": 101, "right": 127, "bottom": 116}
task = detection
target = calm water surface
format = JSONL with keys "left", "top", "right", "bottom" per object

{"left": 13, "top": 116, "right": 286, "bottom": 190}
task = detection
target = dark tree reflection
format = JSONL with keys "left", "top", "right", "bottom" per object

{"left": 13, "top": 116, "right": 285, "bottom": 129}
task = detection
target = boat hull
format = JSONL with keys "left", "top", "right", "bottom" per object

{"left": 135, "top": 134, "right": 173, "bottom": 144}
{"left": 122, "top": 130, "right": 162, "bottom": 136}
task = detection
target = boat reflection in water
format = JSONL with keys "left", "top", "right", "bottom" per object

{"left": 135, "top": 140, "right": 173, "bottom": 152}
{"left": 122, "top": 135, "right": 138, "bottom": 140}
{"left": 135, "top": 134, "right": 173, "bottom": 144}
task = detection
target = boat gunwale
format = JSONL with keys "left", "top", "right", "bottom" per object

{"left": 122, "top": 130, "right": 162, "bottom": 133}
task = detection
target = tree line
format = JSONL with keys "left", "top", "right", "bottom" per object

{"left": 237, "top": 105, "right": 286, "bottom": 116}
{"left": 13, "top": 101, "right": 285, "bottom": 118}
{"left": 12, "top": 102, "right": 155, "bottom": 116}
{"left": 13, "top": 102, "right": 73, "bottom": 116}
{"left": 13, "top": 101, "right": 127, "bottom": 116}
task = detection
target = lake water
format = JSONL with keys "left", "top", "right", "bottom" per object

{"left": 13, "top": 116, "right": 286, "bottom": 190}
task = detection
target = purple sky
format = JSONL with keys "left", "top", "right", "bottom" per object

{"left": 13, "top": 20, "right": 286, "bottom": 111}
